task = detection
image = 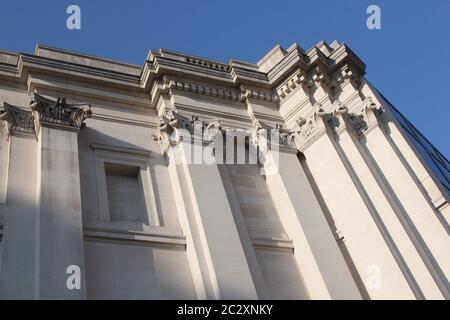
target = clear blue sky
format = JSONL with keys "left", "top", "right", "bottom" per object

{"left": 1, "top": 0, "right": 448, "bottom": 157}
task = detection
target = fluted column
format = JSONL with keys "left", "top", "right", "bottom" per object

{"left": 31, "top": 93, "right": 91, "bottom": 299}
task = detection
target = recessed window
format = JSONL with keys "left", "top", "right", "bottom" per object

{"left": 104, "top": 162, "right": 149, "bottom": 224}
{"left": 90, "top": 143, "right": 161, "bottom": 228}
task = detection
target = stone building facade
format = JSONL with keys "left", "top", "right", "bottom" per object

{"left": 0, "top": 41, "right": 448, "bottom": 299}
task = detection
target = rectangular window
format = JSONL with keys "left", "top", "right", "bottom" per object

{"left": 90, "top": 143, "right": 161, "bottom": 229}
{"left": 104, "top": 162, "right": 149, "bottom": 224}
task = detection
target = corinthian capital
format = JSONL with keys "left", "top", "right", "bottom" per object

{"left": 294, "top": 103, "right": 329, "bottom": 151}
{"left": 30, "top": 92, "right": 92, "bottom": 131}
{"left": 0, "top": 102, "right": 37, "bottom": 137}
{"left": 357, "top": 97, "right": 384, "bottom": 135}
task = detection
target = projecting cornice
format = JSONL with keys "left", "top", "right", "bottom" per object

{"left": 0, "top": 41, "right": 366, "bottom": 107}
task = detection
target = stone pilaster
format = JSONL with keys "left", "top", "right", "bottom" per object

{"left": 241, "top": 88, "right": 361, "bottom": 298}
{"left": 330, "top": 100, "right": 443, "bottom": 299}
{"left": 248, "top": 117, "right": 361, "bottom": 299}
{"left": 30, "top": 92, "right": 91, "bottom": 299}
{"left": 292, "top": 102, "right": 415, "bottom": 299}
{"left": 157, "top": 110, "right": 258, "bottom": 299}
{"left": 0, "top": 103, "right": 39, "bottom": 299}
{"left": 348, "top": 95, "right": 450, "bottom": 298}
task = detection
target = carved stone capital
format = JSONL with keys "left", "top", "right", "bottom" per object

{"left": 203, "top": 120, "right": 222, "bottom": 143}
{"left": 357, "top": 97, "right": 384, "bottom": 135}
{"left": 30, "top": 92, "right": 92, "bottom": 132}
{"left": 156, "top": 109, "right": 190, "bottom": 153}
{"left": 274, "top": 123, "right": 298, "bottom": 150}
{"left": 155, "top": 109, "right": 225, "bottom": 154}
{"left": 158, "top": 108, "right": 190, "bottom": 134}
{"left": 294, "top": 103, "right": 329, "bottom": 151}
{"left": 249, "top": 120, "right": 297, "bottom": 156}
{"left": 327, "top": 100, "right": 349, "bottom": 136}
{"left": 0, "top": 102, "right": 37, "bottom": 137}
{"left": 323, "top": 98, "right": 384, "bottom": 139}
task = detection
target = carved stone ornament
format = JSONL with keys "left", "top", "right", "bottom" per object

{"left": 250, "top": 121, "right": 297, "bottom": 155}
{"left": 347, "top": 113, "right": 367, "bottom": 137}
{"left": 327, "top": 100, "right": 349, "bottom": 135}
{"left": 203, "top": 120, "right": 222, "bottom": 143}
{"left": 0, "top": 102, "right": 37, "bottom": 136}
{"left": 30, "top": 92, "right": 92, "bottom": 131}
{"left": 352, "top": 97, "right": 384, "bottom": 136}
{"left": 156, "top": 109, "right": 225, "bottom": 153}
{"left": 274, "top": 123, "right": 298, "bottom": 150}
{"left": 294, "top": 103, "right": 329, "bottom": 150}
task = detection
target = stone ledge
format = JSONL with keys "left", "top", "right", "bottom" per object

{"left": 83, "top": 227, "right": 186, "bottom": 248}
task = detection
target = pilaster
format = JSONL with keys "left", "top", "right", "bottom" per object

{"left": 331, "top": 100, "right": 443, "bottom": 299}
{"left": 157, "top": 109, "right": 259, "bottom": 299}
{"left": 30, "top": 92, "right": 91, "bottom": 299}
{"left": 349, "top": 93, "right": 450, "bottom": 297}
{"left": 0, "top": 103, "right": 39, "bottom": 299}
{"left": 245, "top": 94, "right": 362, "bottom": 299}
{"left": 293, "top": 103, "right": 415, "bottom": 299}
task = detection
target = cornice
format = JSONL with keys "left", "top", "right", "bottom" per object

{"left": 19, "top": 54, "right": 142, "bottom": 87}
{"left": 0, "top": 40, "right": 367, "bottom": 109}
{"left": 276, "top": 62, "right": 363, "bottom": 103}
{"left": 169, "top": 79, "right": 242, "bottom": 101}
{"left": 240, "top": 86, "right": 279, "bottom": 103}
{"left": 90, "top": 143, "right": 151, "bottom": 157}
{"left": 185, "top": 56, "right": 230, "bottom": 72}
{"left": 150, "top": 77, "right": 279, "bottom": 109}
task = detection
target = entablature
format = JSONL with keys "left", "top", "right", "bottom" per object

{"left": 0, "top": 41, "right": 366, "bottom": 114}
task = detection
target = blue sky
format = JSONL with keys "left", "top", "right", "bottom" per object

{"left": 0, "top": 0, "right": 448, "bottom": 157}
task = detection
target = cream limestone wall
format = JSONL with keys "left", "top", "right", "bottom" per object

{"left": 84, "top": 240, "right": 196, "bottom": 299}
{"left": 219, "top": 164, "right": 308, "bottom": 299}
{"left": 0, "top": 133, "right": 39, "bottom": 299}
{"left": 0, "top": 41, "right": 448, "bottom": 299}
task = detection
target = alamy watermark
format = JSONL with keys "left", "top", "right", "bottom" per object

{"left": 366, "top": 5, "right": 381, "bottom": 30}
{"left": 66, "top": 265, "right": 81, "bottom": 290}
{"left": 66, "top": 5, "right": 81, "bottom": 30}
{"left": 366, "top": 264, "right": 382, "bottom": 290}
